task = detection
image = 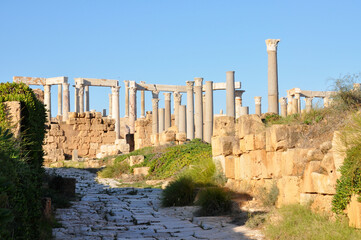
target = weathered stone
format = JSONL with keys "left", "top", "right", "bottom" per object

{"left": 276, "top": 176, "right": 301, "bottom": 208}
{"left": 320, "top": 141, "right": 332, "bottom": 154}
{"left": 225, "top": 156, "right": 235, "bottom": 179}
{"left": 236, "top": 114, "right": 265, "bottom": 139}
{"left": 213, "top": 116, "right": 235, "bottom": 137}
{"left": 307, "top": 148, "right": 324, "bottom": 161}
{"left": 244, "top": 134, "right": 255, "bottom": 151}
{"left": 176, "top": 132, "right": 187, "bottom": 142}
{"left": 211, "top": 136, "right": 235, "bottom": 156}
{"left": 129, "top": 155, "right": 144, "bottom": 166}
{"left": 133, "top": 167, "right": 150, "bottom": 176}
{"left": 254, "top": 132, "right": 266, "bottom": 150}
{"left": 346, "top": 195, "right": 361, "bottom": 229}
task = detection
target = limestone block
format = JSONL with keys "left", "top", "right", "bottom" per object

{"left": 161, "top": 131, "right": 176, "bottom": 143}
{"left": 176, "top": 132, "right": 187, "bottom": 142}
{"left": 307, "top": 148, "right": 324, "bottom": 161}
{"left": 239, "top": 154, "right": 251, "bottom": 179}
{"left": 135, "top": 130, "right": 147, "bottom": 139}
{"left": 211, "top": 136, "right": 235, "bottom": 157}
{"left": 78, "top": 113, "right": 86, "bottom": 118}
{"left": 89, "top": 149, "right": 96, "bottom": 156}
{"left": 280, "top": 149, "right": 308, "bottom": 177}
{"left": 95, "top": 112, "right": 102, "bottom": 118}
{"left": 232, "top": 140, "right": 241, "bottom": 156}
{"left": 129, "top": 155, "right": 144, "bottom": 166}
{"left": 310, "top": 194, "right": 333, "bottom": 214}
{"left": 118, "top": 143, "right": 130, "bottom": 153}
{"left": 300, "top": 193, "right": 317, "bottom": 206}
{"left": 150, "top": 134, "right": 159, "bottom": 145}
{"left": 78, "top": 149, "right": 89, "bottom": 156}
{"left": 347, "top": 195, "right": 361, "bottom": 229}
{"left": 302, "top": 161, "right": 336, "bottom": 194}
{"left": 276, "top": 176, "right": 301, "bottom": 208}
{"left": 225, "top": 156, "right": 235, "bottom": 179}
{"left": 249, "top": 150, "right": 265, "bottom": 179}
{"left": 236, "top": 114, "right": 265, "bottom": 139}
{"left": 239, "top": 138, "right": 246, "bottom": 153}
{"left": 244, "top": 134, "right": 255, "bottom": 151}
{"left": 254, "top": 132, "right": 266, "bottom": 150}
{"left": 213, "top": 116, "right": 235, "bottom": 137}
{"left": 266, "top": 125, "right": 288, "bottom": 152}
{"left": 234, "top": 157, "right": 241, "bottom": 180}
{"left": 50, "top": 124, "right": 59, "bottom": 130}
{"left": 90, "top": 142, "right": 99, "bottom": 150}
{"left": 47, "top": 136, "right": 54, "bottom": 143}
{"left": 90, "top": 136, "right": 101, "bottom": 143}
{"left": 91, "top": 124, "right": 106, "bottom": 131}
{"left": 133, "top": 167, "right": 150, "bottom": 176}
{"left": 105, "top": 131, "right": 116, "bottom": 138}
{"left": 56, "top": 136, "right": 66, "bottom": 143}
{"left": 331, "top": 131, "right": 346, "bottom": 179}
{"left": 213, "top": 155, "right": 226, "bottom": 174}
{"left": 261, "top": 151, "right": 282, "bottom": 178}
{"left": 320, "top": 141, "right": 332, "bottom": 154}
{"left": 321, "top": 152, "right": 336, "bottom": 175}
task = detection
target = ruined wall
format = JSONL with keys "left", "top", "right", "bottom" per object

{"left": 44, "top": 112, "right": 129, "bottom": 165}
{"left": 3, "top": 101, "right": 22, "bottom": 138}
{"left": 212, "top": 115, "right": 345, "bottom": 213}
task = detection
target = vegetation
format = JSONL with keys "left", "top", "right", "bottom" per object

{"left": 265, "top": 204, "right": 361, "bottom": 240}
{"left": 161, "top": 177, "right": 196, "bottom": 207}
{"left": 195, "top": 187, "right": 233, "bottom": 216}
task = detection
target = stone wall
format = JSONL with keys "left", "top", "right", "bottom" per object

{"left": 3, "top": 101, "right": 22, "bottom": 138}
{"left": 44, "top": 112, "right": 129, "bottom": 165}
{"left": 212, "top": 115, "right": 345, "bottom": 213}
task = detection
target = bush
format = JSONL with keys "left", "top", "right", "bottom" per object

{"left": 195, "top": 187, "right": 232, "bottom": 216}
{"left": 161, "top": 176, "right": 196, "bottom": 207}
{"left": 98, "top": 160, "right": 130, "bottom": 178}
{"left": 258, "top": 182, "right": 279, "bottom": 207}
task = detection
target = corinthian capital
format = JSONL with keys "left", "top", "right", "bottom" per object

{"left": 186, "top": 81, "right": 194, "bottom": 90}
{"left": 174, "top": 92, "right": 182, "bottom": 103}
{"left": 265, "top": 39, "right": 280, "bottom": 52}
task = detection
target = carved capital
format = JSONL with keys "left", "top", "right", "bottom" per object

{"left": 152, "top": 90, "right": 159, "bottom": 99}
{"left": 194, "top": 77, "right": 203, "bottom": 87}
{"left": 186, "top": 81, "right": 194, "bottom": 90}
{"left": 265, "top": 39, "right": 280, "bottom": 52}
{"left": 111, "top": 86, "right": 120, "bottom": 95}
{"left": 254, "top": 96, "right": 262, "bottom": 105}
{"left": 129, "top": 87, "right": 137, "bottom": 94}
{"left": 163, "top": 92, "right": 171, "bottom": 101}
{"left": 174, "top": 92, "right": 182, "bottom": 103}
{"left": 280, "top": 97, "right": 287, "bottom": 105}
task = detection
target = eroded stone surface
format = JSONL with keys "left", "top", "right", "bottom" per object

{"left": 47, "top": 168, "right": 264, "bottom": 240}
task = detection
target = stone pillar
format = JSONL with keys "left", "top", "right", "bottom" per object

{"left": 179, "top": 105, "right": 186, "bottom": 133}
{"left": 57, "top": 84, "right": 62, "bottom": 116}
{"left": 254, "top": 96, "right": 262, "bottom": 116}
{"left": 240, "top": 106, "right": 249, "bottom": 116}
{"left": 287, "top": 91, "right": 292, "bottom": 115}
{"left": 102, "top": 109, "right": 106, "bottom": 117}
{"left": 111, "top": 86, "right": 120, "bottom": 139}
{"left": 174, "top": 92, "right": 182, "bottom": 129}
{"left": 108, "top": 93, "right": 112, "bottom": 117}
{"left": 186, "top": 81, "right": 195, "bottom": 140}
{"left": 280, "top": 97, "right": 287, "bottom": 117}
{"left": 226, "top": 71, "right": 235, "bottom": 117}
{"left": 85, "top": 85, "right": 90, "bottom": 112}
{"left": 292, "top": 98, "right": 299, "bottom": 114}
{"left": 62, "top": 83, "right": 70, "bottom": 121}
{"left": 164, "top": 92, "right": 171, "bottom": 130}
{"left": 74, "top": 86, "right": 79, "bottom": 113}
{"left": 78, "top": 84, "right": 84, "bottom": 114}
{"left": 124, "top": 80, "right": 129, "bottom": 117}
{"left": 140, "top": 82, "right": 145, "bottom": 118}
{"left": 266, "top": 39, "right": 281, "bottom": 114}
{"left": 202, "top": 94, "right": 206, "bottom": 140}
{"left": 194, "top": 78, "right": 203, "bottom": 140}
{"left": 235, "top": 90, "right": 244, "bottom": 119}
{"left": 44, "top": 84, "right": 51, "bottom": 121}
{"left": 129, "top": 85, "right": 137, "bottom": 134}
{"left": 305, "top": 97, "right": 313, "bottom": 113}
{"left": 295, "top": 89, "right": 301, "bottom": 113}
{"left": 159, "top": 108, "right": 165, "bottom": 133}
{"left": 324, "top": 96, "right": 330, "bottom": 108}
{"left": 204, "top": 81, "right": 213, "bottom": 143}
{"left": 152, "top": 91, "right": 159, "bottom": 134}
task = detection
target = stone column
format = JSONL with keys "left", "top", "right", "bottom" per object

{"left": 226, "top": 71, "right": 235, "bottom": 117}
{"left": 292, "top": 98, "right": 299, "bottom": 114}
{"left": 204, "top": 81, "right": 213, "bottom": 143}
{"left": 85, "top": 85, "right": 90, "bottom": 112}
{"left": 124, "top": 80, "right": 129, "bottom": 117}
{"left": 254, "top": 96, "right": 262, "bottom": 116}
{"left": 111, "top": 86, "right": 120, "bottom": 139}
{"left": 78, "top": 84, "right": 84, "bottom": 114}
{"left": 295, "top": 89, "right": 301, "bottom": 113}
{"left": 186, "top": 81, "right": 195, "bottom": 140}
{"left": 57, "top": 84, "right": 62, "bottom": 116}
{"left": 287, "top": 91, "right": 292, "bottom": 115}
{"left": 44, "top": 84, "right": 51, "bottom": 121}
{"left": 129, "top": 86, "right": 137, "bottom": 134}
{"left": 240, "top": 106, "right": 249, "bottom": 116}
{"left": 280, "top": 97, "right": 287, "bottom": 117}
{"left": 305, "top": 97, "right": 313, "bottom": 113}
{"left": 174, "top": 92, "right": 182, "bottom": 129}
{"left": 324, "top": 96, "right": 330, "bottom": 108}
{"left": 266, "top": 39, "right": 281, "bottom": 114}
{"left": 194, "top": 78, "right": 203, "bottom": 140}
{"left": 202, "top": 94, "right": 206, "bottom": 140}
{"left": 159, "top": 108, "right": 165, "bottom": 133}
{"left": 235, "top": 90, "right": 244, "bottom": 119}
{"left": 179, "top": 105, "right": 186, "bottom": 133}
{"left": 152, "top": 91, "right": 159, "bottom": 134}
{"left": 140, "top": 81, "right": 145, "bottom": 118}
{"left": 108, "top": 93, "right": 112, "bottom": 117}
{"left": 62, "top": 83, "right": 70, "bottom": 121}
{"left": 74, "top": 86, "right": 79, "bottom": 113}
{"left": 164, "top": 92, "right": 171, "bottom": 130}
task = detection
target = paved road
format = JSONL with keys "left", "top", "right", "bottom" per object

{"left": 47, "top": 168, "right": 264, "bottom": 240}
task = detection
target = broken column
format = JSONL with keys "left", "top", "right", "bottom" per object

{"left": 108, "top": 93, "right": 112, "bottom": 117}
{"left": 129, "top": 82, "right": 137, "bottom": 134}
{"left": 204, "top": 81, "right": 213, "bottom": 143}
{"left": 280, "top": 97, "right": 287, "bottom": 117}
{"left": 240, "top": 106, "right": 249, "bottom": 116}
{"left": 295, "top": 88, "right": 301, "bottom": 113}
{"left": 226, "top": 71, "right": 235, "bottom": 117}
{"left": 186, "top": 81, "right": 195, "bottom": 140}
{"left": 124, "top": 80, "right": 129, "bottom": 117}
{"left": 62, "top": 82, "right": 70, "bottom": 121}
{"left": 254, "top": 96, "right": 262, "bottom": 116}
{"left": 174, "top": 92, "right": 182, "bottom": 129}
{"left": 44, "top": 84, "right": 51, "bottom": 121}
{"left": 305, "top": 97, "right": 313, "bottom": 113}
{"left": 179, "top": 105, "right": 186, "bottom": 133}
{"left": 235, "top": 90, "right": 244, "bottom": 119}
{"left": 164, "top": 92, "right": 171, "bottom": 130}
{"left": 111, "top": 86, "right": 120, "bottom": 139}
{"left": 159, "top": 108, "right": 165, "bottom": 133}
{"left": 140, "top": 81, "right": 145, "bottom": 118}
{"left": 57, "top": 84, "right": 62, "bottom": 116}
{"left": 152, "top": 91, "right": 159, "bottom": 134}
{"left": 74, "top": 86, "right": 79, "bottom": 113}
{"left": 266, "top": 39, "right": 281, "bottom": 114}
{"left": 194, "top": 78, "right": 203, "bottom": 140}
{"left": 85, "top": 85, "right": 89, "bottom": 112}
{"left": 79, "top": 84, "right": 84, "bottom": 114}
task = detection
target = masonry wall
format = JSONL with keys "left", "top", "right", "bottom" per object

{"left": 212, "top": 115, "right": 345, "bottom": 213}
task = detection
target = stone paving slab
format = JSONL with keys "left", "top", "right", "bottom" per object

{"left": 47, "top": 168, "right": 264, "bottom": 240}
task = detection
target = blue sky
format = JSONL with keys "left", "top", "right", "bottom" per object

{"left": 1, "top": 0, "right": 360, "bottom": 117}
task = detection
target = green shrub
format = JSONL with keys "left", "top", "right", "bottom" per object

{"left": 258, "top": 182, "right": 279, "bottom": 207}
{"left": 265, "top": 204, "right": 361, "bottom": 240}
{"left": 331, "top": 73, "right": 361, "bottom": 111}
{"left": 195, "top": 187, "right": 232, "bottom": 216}
{"left": 161, "top": 176, "right": 196, "bottom": 207}
{"left": 98, "top": 160, "right": 130, "bottom": 178}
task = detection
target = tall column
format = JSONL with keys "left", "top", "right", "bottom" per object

{"left": 44, "top": 84, "right": 51, "bottom": 121}
{"left": 140, "top": 81, "right": 145, "bottom": 118}
{"left": 74, "top": 86, "right": 79, "bottom": 113}
{"left": 78, "top": 84, "right": 84, "bottom": 114}
{"left": 124, "top": 80, "right": 129, "bottom": 117}
{"left": 85, "top": 85, "right": 90, "bottom": 112}
{"left": 226, "top": 71, "right": 235, "bottom": 117}
{"left": 194, "top": 78, "right": 203, "bottom": 140}
{"left": 174, "top": 92, "right": 182, "bottom": 129}
{"left": 129, "top": 85, "right": 137, "bottom": 134}
{"left": 111, "top": 86, "right": 120, "bottom": 139}
{"left": 305, "top": 97, "right": 313, "bottom": 113}
{"left": 280, "top": 97, "right": 287, "bottom": 117}
{"left": 292, "top": 98, "right": 299, "bottom": 114}
{"left": 186, "top": 81, "right": 195, "bottom": 140}
{"left": 287, "top": 91, "right": 292, "bottom": 115}
{"left": 235, "top": 90, "right": 244, "bottom": 119}
{"left": 295, "top": 89, "right": 301, "bottom": 113}
{"left": 179, "top": 105, "right": 186, "bottom": 133}
{"left": 204, "top": 81, "right": 213, "bottom": 143}
{"left": 164, "top": 92, "right": 171, "bottom": 130}
{"left": 57, "top": 84, "right": 62, "bottom": 116}
{"left": 62, "top": 83, "right": 70, "bottom": 121}
{"left": 202, "top": 94, "right": 206, "bottom": 140}
{"left": 255, "top": 96, "right": 262, "bottom": 116}
{"left": 108, "top": 93, "right": 112, "bottom": 117}
{"left": 159, "top": 108, "right": 165, "bottom": 133}
{"left": 266, "top": 39, "right": 281, "bottom": 114}
{"left": 152, "top": 91, "right": 159, "bottom": 134}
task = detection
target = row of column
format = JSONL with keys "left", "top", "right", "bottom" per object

{"left": 43, "top": 83, "right": 70, "bottom": 122}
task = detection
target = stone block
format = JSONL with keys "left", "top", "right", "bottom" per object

{"left": 212, "top": 155, "right": 226, "bottom": 174}
{"left": 211, "top": 136, "right": 235, "bottom": 157}
{"left": 276, "top": 176, "right": 301, "bottom": 208}
{"left": 78, "top": 149, "right": 89, "bottom": 156}
{"left": 254, "top": 132, "right": 266, "bottom": 150}
{"left": 103, "top": 136, "right": 115, "bottom": 144}
{"left": 302, "top": 161, "right": 336, "bottom": 194}
{"left": 236, "top": 114, "right": 265, "bottom": 139}
{"left": 307, "top": 148, "right": 324, "bottom": 161}
{"left": 133, "top": 167, "right": 150, "bottom": 176}
{"left": 129, "top": 155, "right": 144, "bottom": 166}
{"left": 234, "top": 157, "right": 241, "bottom": 180}
{"left": 320, "top": 141, "right": 332, "bottom": 154}
{"left": 347, "top": 195, "right": 361, "bottom": 229}
{"left": 232, "top": 140, "right": 241, "bottom": 156}
{"left": 310, "top": 194, "right": 333, "bottom": 214}
{"left": 176, "top": 132, "right": 187, "bottom": 142}
{"left": 90, "top": 142, "right": 99, "bottom": 150}
{"left": 266, "top": 125, "right": 288, "bottom": 152}
{"left": 244, "top": 134, "right": 255, "bottom": 151}
{"left": 213, "top": 116, "right": 235, "bottom": 137}
{"left": 239, "top": 138, "right": 246, "bottom": 153}
{"left": 225, "top": 156, "right": 235, "bottom": 179}
{"left": 47, "top": 136, "right": 54, "bottom": 143}
{"left": 261, "top": 151, "right": 282, "bottom": 178}
{"left": 90, "top": 136, "right": 101, "bottom": 143}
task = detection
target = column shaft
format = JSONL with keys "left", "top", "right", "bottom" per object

{"left": 111, "top": 87, "right": 120, "bottom": 139}
{"left": 226, "top": 71, "right": 235, "bottom": 117}
{"left": 204, "top": 81, "right": 213, "bottom": 143}
{"left": 44, "top": 85, "right": 51, "bottom": 121}
{"left": 62, "top": 83, "right": 70, "bottom": 121}
{"left": 152, "top": 92, "right": 159, "bottom": 134}
{"left": 292, "top": 98, "right": 299, "bottom": 114}
{"left": 124, "top": 81, "right": 129, "bottom": 117}
{"left": 158, "top": 108, "right": 165, "bottom": 133}
{"left": 85, "top": 85, "right": 90, "bottom": 112}
{"left": 280, "top": 97, "right": 287, "bottom": 117}
{"left": 129, "top": 86, "right": 137, "bottom": 134}
{"left": 174, "top": 92, "right": 182, "bottom": 129}
{"left": 79, "top": 85, "right": 84, "bottom": 114}
{"left": 240, "top": 106, "right": 249, "bottom": 116}
{"left": 179, "top": 105, "right": 186, "bottom": 133}
{"left": 254, "top": 96, "right": 262, "bottom": 116}
{"left": 186, "top": 81, "right": 194, "bottom": 140}
{"left": 74, "top": 87, "right": 79, "bottom": 113}
{"left": 266, "top": 39, "right": 280, "bottom": 114}
{"left": 164, "top": 92, "right": 171, "bottom": 130}
{"left": 109, "top": 93, "right": 112, "bottom": 117}
{"left": 305, "top": 97, "right": 313, "bottom": 113}
{"left": 57, "top": 84, "right": 62, "bottom": 116}
{"left": 141, "top": 90, "right": 145, "bottom": 118}
{"left": 194, "top": 78, "right": 203, "bottom": 140}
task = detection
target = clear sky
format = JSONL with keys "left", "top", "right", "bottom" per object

{"left": 1, "top": 0, "right": 360, "bottom": 117}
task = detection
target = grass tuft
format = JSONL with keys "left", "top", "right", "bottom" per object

{"left": 195, "top": 187, "right": 232, "bottom": 216}
{"left": 161, "top": 176, "right": 196, "bottom": 207}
